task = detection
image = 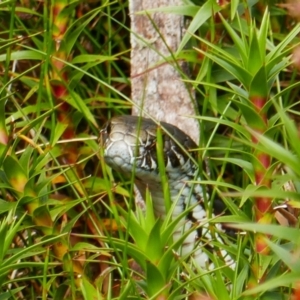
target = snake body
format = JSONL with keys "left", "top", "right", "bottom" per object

{"left": 101, "top": 115, "right": 233, "bottom": 269}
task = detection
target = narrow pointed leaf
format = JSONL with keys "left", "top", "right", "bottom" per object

{"left": 257, "top": 9, "right": 269, "bottom": 58}
{"left": 249, "top": 66, "right": 268, "bottom": 98}
{"left": 248, "top": 29, "right": 263, "bottom": 76}
{"left": 219, "top": 14, "right": 248, "bottom": 65}
{"left": 3, "top": 156, "right": 28, "bottom": 193}
{"left": 177, "top": 0, "right": 221, "bottom": 53}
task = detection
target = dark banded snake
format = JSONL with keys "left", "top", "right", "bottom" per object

{"left": 100, "top": 115, "right": 234, "bottom": 270}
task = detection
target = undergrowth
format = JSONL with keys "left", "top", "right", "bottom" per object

{"left": 0, "top": 0, "right": 300, "bottom": 299}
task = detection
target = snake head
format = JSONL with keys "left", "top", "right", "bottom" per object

{"left": 100, "top": 115, "right": 199, "bottom": 174}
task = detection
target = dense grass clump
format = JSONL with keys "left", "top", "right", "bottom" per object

{"left": 0, "top": 1, "right": 300, "bottom": 299}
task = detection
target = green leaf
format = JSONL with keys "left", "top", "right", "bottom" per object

{"left": 242, "top": 272, "right": 299, "bottom": 295}
{"left": 257, "top": 9, "right": 269, "bottom": 59}
{"left": 266, "top": 23, "right": 300, "bottom": 64}
{"left": 265, "top": 239, "right": 300, "bottom": 273}
{"left": 248, "top": 128, "right": 300, "bottom": 176}
{"left": 81, "top": 276, "right": 103, "bottom": 300}
{"left": 0, "top": 212, "right": 25, "bottom": 263}
{"left": 177, "top": 0, "right": 221, "bottom": 53}
{"left": 234, "top": 101, "right": 266, "bottom": 129}
{"left": 146, "top": 219, "right": 163, "bottom": 263}
{"left": 194, "top": 115, "right": 250, "bottom": 139}
{"left": 14, "top": 6, "right": 42, "bottom": 17}
{"left": 118, "top": 206, "right": 149, "bottom": 251}
{"left": 65, "top": 7, "right": 107, "bottom": 55}
{"left": 3, "top": 156, "right": 28, "bottom": 193}
{"left": 71, "top": 54, "right": 116, "bottom": 64}
{"left": 0, "top": 222, "right": 64, "bottom": 272}
{"left": 230, "top": 0, "right": 240, "bottom": 20}
{"left": 195, "top": 49, "right": 252, "bottom": 88}
{"left": 84, "top": 177, "right": 129, "bottom": 197}
{"left": 0, "top": 287, "right": 26, "bottom": 300}
{"left": 51, "top": 121, "right": 68, "bottom": 146}
{"left": 100, "top": 236, "right": 147, "bottom": 270}
{"left": 249, "top": 66, "right": 268, "bottom": 98}
{"left": 213, "top": 157, "right": 254, "bottom": 182}
{"left": 220, "top": 14, "right": 248, "bottom": 66}
{"left": 145, "top": 261, "right": 168, "bottom": 297}
{"left": 0, "top": 50, "right": 45, "bottom": 62}
{"left": 64, "top": 92, "right": 97, "bottom": 127}
{"left": 230, "top": 223, "right": 300, "bottom": 244}
{"left": 248, "top": 29, "right": 263, "bottom": 76}
{"left": 156, "top": 126, "right": 171, "bottom": 212}
{"left": 276, "top": 107, "right": 300, "bottom": 160}
{"left": 33, "top": 205, "right": 53, "bottom": 230}
{"left": 0, "top": 199, "right": 16, "bottom": 213}
{"left": 226, "top": 81, "right": 249, "bottom": 99}
{"left": 19, "top": 141, "right": 35, "bottom": 174}
{"left": 240, "top": 184, "right": 261, "bottom": 206}
{"left": 53, "top": 285, "right": 71, "bottom": 300}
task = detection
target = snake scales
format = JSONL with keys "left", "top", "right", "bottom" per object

{"left": 101, "top": 115, "right": 234, "bottom": 269}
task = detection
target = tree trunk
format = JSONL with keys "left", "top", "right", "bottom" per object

{"left": 129, "top": 0, "right": 199, "bottom": 144}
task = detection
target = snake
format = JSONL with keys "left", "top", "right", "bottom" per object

{"left": 100, "top": 115, "right": 234, "bottom": 269}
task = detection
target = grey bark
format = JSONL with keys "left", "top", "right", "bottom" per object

{"left": 129, "top": 0, "right": 199, "bottom": 144}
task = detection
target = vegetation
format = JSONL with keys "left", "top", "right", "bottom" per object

{"left": 0, "top": 0, "right": 300, "bottom": 299}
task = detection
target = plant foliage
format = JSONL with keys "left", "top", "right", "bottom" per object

{"left": 0, "top": 0, "right": 300, "bottom": 299}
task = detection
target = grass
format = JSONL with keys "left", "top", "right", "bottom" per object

{"left": 1, "top": 0, "right": 300, "bottom": 299}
